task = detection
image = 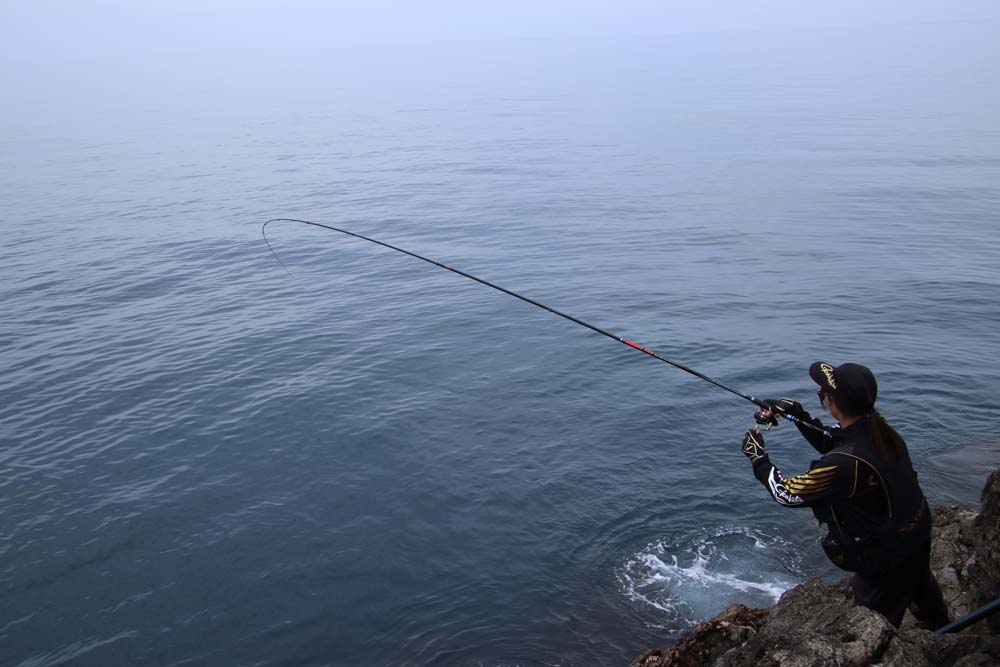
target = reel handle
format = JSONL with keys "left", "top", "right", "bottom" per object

{"left": 754, "top": 408, "right": 778, "bottom": 430}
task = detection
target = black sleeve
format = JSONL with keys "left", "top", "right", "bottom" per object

{"left": 794, "top": 410, "right": 834, "bottom": 454}
{"left": 750, "top": 453, "right": 853, "bottom": 508}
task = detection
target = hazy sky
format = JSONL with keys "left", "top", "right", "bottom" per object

{"left": 3, "top": 1, "right": 998, "bottom": 124}
{"left": 5, "top": 1, "right": 1000, "bottom": 56}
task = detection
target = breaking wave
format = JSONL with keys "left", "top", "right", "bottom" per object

{"left": 619, "top": 525, "right": 807, "bottom": 629}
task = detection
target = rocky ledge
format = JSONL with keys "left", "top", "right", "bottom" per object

{"left": 633, "top": 468, "right": 1000, "bottom": 667}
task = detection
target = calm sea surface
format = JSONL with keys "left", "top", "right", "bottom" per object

{"left": 2, "top": 25, "right": 1000, "bottom": 667}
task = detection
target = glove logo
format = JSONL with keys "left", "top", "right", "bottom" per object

{"left": 741, "top": 429, "right": 766, "bottom": 462}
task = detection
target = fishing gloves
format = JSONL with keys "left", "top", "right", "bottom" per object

{"left": 741, "top": 428, "right": 766, "bottom": 463}
{"left": 763, "top": 397, "right": 808, "bottom": 420}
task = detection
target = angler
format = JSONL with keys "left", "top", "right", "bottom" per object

{"left": 741, "top": 362, "right": 951, "bottom": 629}
{"left": 264, "top": 219, "right": 966, "bottom": 631}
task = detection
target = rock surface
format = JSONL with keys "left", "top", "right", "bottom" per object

{"left": 632, "top": 468, "right": 1000, "bottom": 667}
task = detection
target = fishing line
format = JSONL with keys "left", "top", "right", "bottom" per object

{"left": 262, "top": 217, "right": 830, "bottom": 437}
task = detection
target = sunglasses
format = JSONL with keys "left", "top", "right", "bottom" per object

{"left": 817, "top": 388, "right": 828, "bottom": 405}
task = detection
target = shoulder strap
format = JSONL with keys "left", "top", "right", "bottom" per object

{"left": 826, "top": 451, "right": 893, "bottom": 518}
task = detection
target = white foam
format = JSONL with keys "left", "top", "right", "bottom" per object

{"left": 619, "top": 525, "right": 803, "bottom": 627}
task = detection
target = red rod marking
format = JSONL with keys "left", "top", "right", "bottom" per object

{"left": 626, "top": 340, "right": 654, "bottom": 355}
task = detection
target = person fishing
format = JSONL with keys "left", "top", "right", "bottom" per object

{"left": 264, "top": 219, "right": 1000, "bottom": 635}
{"left": 739, "top": 361, "right": 950, "bottom": 629}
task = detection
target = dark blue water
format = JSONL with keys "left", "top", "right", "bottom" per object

{"left": 3, "top": 24, "right": 1000, "bottom": 667}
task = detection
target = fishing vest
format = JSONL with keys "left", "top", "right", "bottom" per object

{"left": 812, "top": 416, "right": 930, "bottom": 575}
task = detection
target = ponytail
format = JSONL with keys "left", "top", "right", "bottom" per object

{"left": 869, "top": 410, "right": 905, "bottom": 464}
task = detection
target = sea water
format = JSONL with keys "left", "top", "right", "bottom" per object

{"left": 2, "top": 23, "right": 999, "bottom": 667}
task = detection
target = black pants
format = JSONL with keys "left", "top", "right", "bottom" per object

{"left": 851, "top": 541, "right": 950, "bottom": 629}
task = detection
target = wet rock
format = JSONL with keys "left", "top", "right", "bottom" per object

{"left": 926, "top": 505, "right": 978, "bottom": 625}
{"left": 968, "top": 469, "right": 1000, "bottom": 634}
{"left": 631, "top": 604, "right": 768, "bottom": 667}
{"left": 717, "top": 579, "right": 893, "bottom": 667}
{"left": 875, "top": 627, "right": 1000, "bottom": 667}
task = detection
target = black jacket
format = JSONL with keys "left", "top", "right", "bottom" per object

{"left": 750, "top": 411, "right": 930, "bottom": 572}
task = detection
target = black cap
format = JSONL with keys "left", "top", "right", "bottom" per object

{"left": 809, "top": 361, "right": 878, "bottom": 416}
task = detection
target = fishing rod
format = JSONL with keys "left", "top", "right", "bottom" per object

{"left": 935, "top": 596, "right": 1000, "bottom": 634}
{"left": 262, "top": 217, "right": 830, "bottom": 438}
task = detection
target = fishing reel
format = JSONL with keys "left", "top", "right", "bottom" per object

{"left": 754, "top": 407, "right": 779, "bottom": 430}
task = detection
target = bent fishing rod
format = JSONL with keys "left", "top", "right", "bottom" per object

{"left": 262, "top": 218, "right": 830, "bottom": 438}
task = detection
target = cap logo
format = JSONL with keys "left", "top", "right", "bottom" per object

{"left": 820, "top": 363, "right": 837, "bottom": 389}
